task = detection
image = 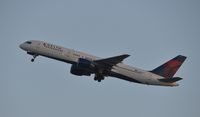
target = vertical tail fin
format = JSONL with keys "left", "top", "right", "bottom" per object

{"left": 150, "top": 55, "right": 187, "bottom": 78}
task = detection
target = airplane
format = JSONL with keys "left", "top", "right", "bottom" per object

{"left": 19, "top": 40, "right": 186, "bottom": 87}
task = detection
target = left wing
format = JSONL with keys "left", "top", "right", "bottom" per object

{"left": 94, "top": 54, "right": 130, "bottom": 67}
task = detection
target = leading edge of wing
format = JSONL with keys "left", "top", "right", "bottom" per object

{"left": 94, "top": 54, "right": 130, "bottom": 66}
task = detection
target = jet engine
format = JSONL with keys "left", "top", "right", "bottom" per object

{"left": 70, "top": 58, "right": 95, "bottom": 76}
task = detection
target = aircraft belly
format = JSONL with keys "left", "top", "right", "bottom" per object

{"left": 111, "top": 67, "right": 160, "bottom": 85}
{"left": 111, "top": 67, "right": 143, "bottom": 84}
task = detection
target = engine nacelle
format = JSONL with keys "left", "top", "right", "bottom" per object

{"left": 70, "top": 58, "right": 95, "bottom": 76}
{"left": 77, "top": 58, "right": 95, "bottom": 70}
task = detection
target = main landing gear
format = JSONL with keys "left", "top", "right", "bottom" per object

{"left": 94, "top": 73, "right": 105, "bottom": 82}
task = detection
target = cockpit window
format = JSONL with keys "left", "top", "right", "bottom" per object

{"left": 25, "top": 41, "right": 32, "bottom": 44}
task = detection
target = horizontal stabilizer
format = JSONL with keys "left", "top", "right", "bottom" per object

{"left": 158, "top": 77, "right": 183, "bottom": 83}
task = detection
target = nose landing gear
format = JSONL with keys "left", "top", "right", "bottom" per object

{"left": 31, "top": 54, "right": 38, "bottom": 62}
{"left": 31, "top": 58, "right": 34, "bottom": 62}
{"left": 27, "top": 52, "right": 38, "bottom": 62}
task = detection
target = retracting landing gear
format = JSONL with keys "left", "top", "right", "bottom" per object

{"left": 27, "top": 52, "right": 38, "bottom": 62}
{"left": 94, "top": 73, "right": 105, "bottom": 82}
{"left": 31, "top": 54, "right": 38, "bottom": 62}
{"left": 31, "top": 58, "right": 34, "bottom": 62}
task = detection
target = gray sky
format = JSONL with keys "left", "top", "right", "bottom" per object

{"left": 0, "top": 0, "right": 200, "bottom": 117}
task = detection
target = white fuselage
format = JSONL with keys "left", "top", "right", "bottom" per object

{"left": 20, "top": 40, "right": 178, "bottom": 86}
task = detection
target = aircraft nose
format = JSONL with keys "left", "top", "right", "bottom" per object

{"left": 19, "top": 44, "right": 23, "bottom": 49}
{"left": 19, "top": 43, "right": 25, "bottom": 50}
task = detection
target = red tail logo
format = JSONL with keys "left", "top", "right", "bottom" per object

{"left": 151, "top": 55, "right": 186, "bottom": 78}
